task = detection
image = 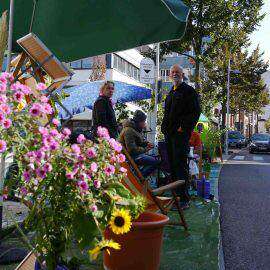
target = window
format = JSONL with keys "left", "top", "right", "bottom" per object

{"left": 160, "top": 69, "right": 170, "bottom": 82}
{"left": 70, "top": 57, "right": 93, "bottom": 69}
{"left": 113, "top": 54, "right": 140, "bottom": 81}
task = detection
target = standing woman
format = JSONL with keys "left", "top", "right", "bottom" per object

{"left": 92, "top": 81, "right": 118, "bottom": 139}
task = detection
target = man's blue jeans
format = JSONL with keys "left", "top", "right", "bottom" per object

{"left": 134, "top": 154, "right": 160, "bottom": 178}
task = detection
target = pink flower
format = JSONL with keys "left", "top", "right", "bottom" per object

{"left": 66, "top": 172, "right": 74, "bottom": 180}
{"left": 13, "top": 91, "right": 24, "bottom": 102}
{"left": 36, "top": 83, "right": 47, "bottom": 91}
{"left": 28, "top": 163, "right": 35, "bottom": 170}
{"left": 0, "top": 140, "right": 7, "bottom": 153}
{"left": 0, "top": 113, "right": 5, "bottom": 124}
{"left": 97, "top": 126, "right": 110, "bottom": 139}
{"left": 105, "top": 165, "right": 115, "bottom": 176}
{"left": 43, "top": 163, "right": 52, "bottom": 172}
{"left": 109, "top": 138, "right": 122, "bottom": 153}
{"left": 120, "top": 167, "right": 127, "bottom": 174}
{"left": 10, "top": 81, "right": 21, "bottom": 91}
{"left": 20, "top": 187, "right": 28, "bottom": 196}
{"left": 86, "top": 148, "right": 96, "bottom": 158}
{"left": 110, "top": 156, "right": 117, "bottom": 163}
{"left": 2, "top": 119, "right": 12, "bottom": 129}
{"left": 78, "top": 180, "right": 89, "bottom": 192}
{"left": 77, "top": 134, "right": 86, "bottom": 144}
{"left": 90, "top": 162, "right": 98, "bottom": 172}
{"left": 38, "top": 126, "right": 49, "bottom": 136}
{"left": 20, "top": 85, "right": 31, "bottom": 95}
{"left": 29, "top": 103, "right": 41, "bottom": 117}
{"left": 0, "top": 95, "right": 7, "bottom": 103}
{"left": 35, "top": 150, "right": 45, "bottom": 160}
{"left": 50, "top": 129, "right": 59, "bottom": 137}
{"left": 116, "top": 154, "right": 125, "bottom": 163}
{"left": 71, "top": 144, "right": 81, "bottom": 155}
{"left": 43, "top": 103, "right": 53, "bottom": 115}
{"left": 0, "top": 84, "right": 6, "bottom": 92}
{"left": 49, "top": 140, "right": 59, "bottom": 151}
{"left": 22, "top": 171, "right": 31, "bottom": 182}
{"left": 62, "top": 128, "right": 71, "bottom": 137}
{"left": 91, "top": 204, "right": 98, "bottom": 212}
{"left": 0, "top": 104, "right": 11, "bottom": 115}
{"left": 40, "top": 96, "right": 49, "bottom": 103}
{"left": 36, "top": 168, "right": 46, "bottom": 179}
{"left": 93, "top": 180, "right": 101, "bottom": 189}
{"left": 52, "top": 118, "right": 60, "bottom": 126}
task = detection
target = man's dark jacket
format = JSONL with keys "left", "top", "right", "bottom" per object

{"left": 161, "top": 82, "right": 201, "bottom": 135}
{"left": 92, "top": 96, "right": 118, "bottom": 139}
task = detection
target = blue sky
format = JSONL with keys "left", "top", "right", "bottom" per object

{"left": 249, "top": 0, "right": 270, "bottom": 63}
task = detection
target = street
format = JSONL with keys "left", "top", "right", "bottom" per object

{"left": 219, "top": 149, "right": 270, "bottom": 270}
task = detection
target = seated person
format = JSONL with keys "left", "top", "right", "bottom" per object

{"left": 119, "top": 110, "right": 159, "bottom": 178}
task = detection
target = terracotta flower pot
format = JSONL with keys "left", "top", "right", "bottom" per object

{"left": 104, "top": 211, "right": 169, "bottom": 270}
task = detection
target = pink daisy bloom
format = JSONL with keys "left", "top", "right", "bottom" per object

{"left": 2, "top": 119, "right": 12, "bottom": 129}
{"left": 38, "top": 126, "right": 49, "bottom": 137}
{"left": 0, "top": 140, "right": 7, "bottom": 153}
{"left": 90, "top": 162, "right": 98, "bottom": 172}
{"left": 62, "top": 127, "right": 71, "bottom": 137}
{"left": 50, "top": 129, "right": 60, "bottom": 137}
{"left": 52, "top": 118, "right": 60, "bottom": 126}
{"left": 40, "top": 96, "right": 49, "bottom": 103}
{"left": 29, "top": 104, "right": 41, "bottom": 117}
{"left": 120, "top": 167, "right": 127, "bottom": 174}
{"left": 91, "top": 204, "right": 98, "bottom": 212}
{"left": 97, "top": 126, "right": 110, "bottom": 139}
{"left": 0, "top": 95, "right": 7, "bottom": 103}
{"left": 86, "top": 148, "right": 96, "bottom": 158}
{"left": 116, "top": 154, "right": 126, "bottom": 163}
{"left": 78, "top": 180, "right": 89, "bottom": 192}
{"left": 13, "top": 91, "right": 24, "bottom": 102}
{"left": 66, "top": 172, "right": 74, "bottom": 180}
{"left": 93, "top": 180, "right": 101, "bottom": 189}
{"left": 104, "top": 165, "right": 115, "bottom": 176}
{"left": 0, "top": 104, "right": 11, "bottom": 115}
{"left": 109, "top": 138, "right": 122, "bottom": 153}
{"left": 71, "top": 144, "right": 81, "bottom": 155}
{"left": 36, "top": 83, "right": 47, "bottom": 91}
{"left": 43, "top": 163, "right": 53, "bottom": 172}
{"left": 35, "top": 150, "right": 45, "bottom": 160}
{"left": 20, "top": 85, "right": 31, "bottom": 95}
{"left": 43, "top": 103, "right": 53, "bottom": 115}
{"left": 77, "top": 134, "right": 86, "bottom": 144}
{"left": 49, "top": 140, "right": 59, "bottom": 151}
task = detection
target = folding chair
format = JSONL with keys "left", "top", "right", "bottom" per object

{"left": 121, "top": 147, "right": 188, "bottom": 229}
{"left": 15, "top": 251, "right": 36, "bottom": 270}
{"left": 11, "top": 33, "right": 75, "bottom": 123}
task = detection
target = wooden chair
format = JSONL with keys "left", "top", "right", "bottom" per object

{"left": 15, "top": 251, "right": 36, "bottom": 270}
{"left": 121, "top": 147, "right": 188, "bottom": 230}
{"left": 11, "top": 33, "right": 74, "bottom": 123}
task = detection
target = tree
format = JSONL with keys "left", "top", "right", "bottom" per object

{"left": 0, "top": 11, "right": 7, "bottom": 70}
{"left": 89, "top": 55, "right": 106, "bottom": 81}
{"left": 146, "top": 0, "right": 264, "bottom": 91}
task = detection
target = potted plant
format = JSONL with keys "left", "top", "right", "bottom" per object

{"left": 0, "top": 73, "right": 145, "bottom": 269}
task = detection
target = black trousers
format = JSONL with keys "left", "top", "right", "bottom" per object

{"left": 165, "top": 131, "right": 191, "bottom": 202}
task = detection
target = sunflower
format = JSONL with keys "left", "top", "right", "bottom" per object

{"left": 109, "top": 208, "right": 132, "bottom": 235}
{"left": 89, "top": 239, "right": 121, "bottom": 260}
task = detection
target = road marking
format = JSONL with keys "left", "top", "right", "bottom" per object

{"left": 233, "top": 155, "right": 245, "bottom": 160}
{"left": 253, "top": 156, "right": 263, "bottom": 161}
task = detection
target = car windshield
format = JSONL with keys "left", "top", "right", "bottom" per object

{"left": 251, "top": 134, "right": 270, "bottom": 141}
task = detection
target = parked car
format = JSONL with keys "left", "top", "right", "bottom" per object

{"left": 228, "top": 131, "right": 246, "bottom": 149}
{"left": 249, "top": 133, "right": 270, "bottom": 154}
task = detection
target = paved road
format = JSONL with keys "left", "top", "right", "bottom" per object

{"left": 219, "top": 149, "right": 270, "bottom": 270}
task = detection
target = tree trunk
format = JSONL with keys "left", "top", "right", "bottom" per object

{"left": 0, "top": 11, "right": 8, "bottom": 70}
{"left": 194, "top": 61, "right": 201, "bottom": 92}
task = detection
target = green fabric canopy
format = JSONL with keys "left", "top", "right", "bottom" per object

{"left": 0, "top": 0, "right": 189, "bottom": 62}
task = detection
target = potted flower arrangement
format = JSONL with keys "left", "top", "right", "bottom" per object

{"left": 0, "top": 73, "right": 145, "bottom": 270}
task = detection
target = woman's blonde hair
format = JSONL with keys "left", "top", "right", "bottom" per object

{"left": 99, "top": 80, "right": 115, "bottom": 96}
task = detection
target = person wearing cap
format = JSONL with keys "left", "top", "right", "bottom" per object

{"left": 161, "top": 64, "right": 201, "bottom": 207}
{"left": 92, "top": 81, "right": 118, "bottom": 139}
{"left": 119, "top": 110, "right": 159, "bottom": 178}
